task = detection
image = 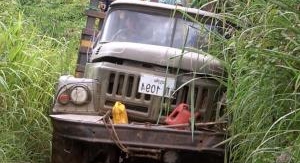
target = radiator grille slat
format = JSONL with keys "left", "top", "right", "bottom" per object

{"left": 195, "top": 87, "right": 203, "bottom": 109}
{"left": 112, "top": 72, "right": 119, "bottom": 95}
{"left": 117, "top": 73, "right": 124, "bottom": 95}
{"left": 140, "top": 93, "right": 145, "bottom": 101}
{"left": 176, "top": 89, "right": 183, "bottom": 105}
{"left": 131, "top": 76, "right": 138, "bottom": 99}
{"left": 121, "top": 74, "right": 129, "bottom": 97}
{"left": 126, "top": 76, "right": 134, "bottom": 97}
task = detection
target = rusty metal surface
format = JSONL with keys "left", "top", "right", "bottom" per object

{"left": 51, "top": 114, "right": 103, "bottom": 122}
{"left": 51, "top": 114, "right": 225, "bottom": 153}
{"left": 51, "top": 134, "right": 84, "bottom": 163}
{"left": 127, "top": 147, "right": 162, "bottom": 160}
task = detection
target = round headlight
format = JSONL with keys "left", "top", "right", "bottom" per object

{"left": 70, "top": 86, "right": 90, "bottom": 105}
{"left": 57, "top": 93, "right": 70, "bottom": 105}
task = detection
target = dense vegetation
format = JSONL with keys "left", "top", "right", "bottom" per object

{"left": 217, "top": 1, "right": 300, "bottom": 162}
{"left": 0, "top": 0, "right": 299, "bottom": 162}
{"left": 0, "top": 0, "right": 87, "bottom": 162}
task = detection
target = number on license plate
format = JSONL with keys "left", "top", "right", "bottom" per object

{"left": 138, "top": 74, "right": 176, "bottom": 97}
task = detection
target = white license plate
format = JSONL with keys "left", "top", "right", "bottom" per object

{"left": 138, "top": 74, "right": 176, "bottom": 97}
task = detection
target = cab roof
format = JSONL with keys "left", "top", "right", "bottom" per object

{"left": 110, "top": 0, "right": 220, "bottom": 19}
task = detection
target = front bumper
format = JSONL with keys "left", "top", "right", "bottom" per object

{"left": 50, "top": 114, "right": 225, "bottom": 153}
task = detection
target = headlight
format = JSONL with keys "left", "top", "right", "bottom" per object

{"left": 70, "top": 86, "right": 90, "bottom": 105}
{"left": 57, "top": 93, "right": 70, "bottom": 105}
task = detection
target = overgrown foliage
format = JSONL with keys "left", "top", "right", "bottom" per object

{"left": 204, "top": 0, "right": 300, "bottom": 162}
{"left": 0, "top": 0, "right": 87, "bottom": 162}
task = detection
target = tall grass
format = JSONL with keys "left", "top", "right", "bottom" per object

{"left": 207, "top": 0, "right": 300, "bottom": 162}
{"left": 0, "top": 15, "right": 62, "bottom": 163}
{"left": 0, "top": 1, "right": 86, "bottom": 162}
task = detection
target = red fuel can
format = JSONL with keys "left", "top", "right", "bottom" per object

{"left": 165, "top": 103, "right": 191, "bottom": 125}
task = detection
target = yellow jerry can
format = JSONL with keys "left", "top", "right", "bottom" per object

{"left": 112, "top": 101, "right": 128, "bottom": 124}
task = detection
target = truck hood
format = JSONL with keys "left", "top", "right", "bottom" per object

{"left": 90, "top": 42, "right": 224, "bottom": 76}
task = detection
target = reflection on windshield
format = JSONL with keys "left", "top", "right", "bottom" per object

{"left": 173, "top": 19, "right": 211, "bottom": 49}
{"left": 100, "top": 10, "right": 210, "bottom": 49}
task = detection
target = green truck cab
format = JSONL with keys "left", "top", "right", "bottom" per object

{"left": 50, "top": 0, "right": 227, "bottom": 162}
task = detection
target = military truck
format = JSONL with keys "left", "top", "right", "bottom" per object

{"left": 50, "top": 0, "right": 228, "bottom": 162}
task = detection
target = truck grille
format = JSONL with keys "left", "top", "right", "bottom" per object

{"left": 103, "top": 71, "right": 151, "bottom": 114}
{"left": 106, "top": 72, "right": 151, "bottom": 101}
{"left": 170, "top": 86, "right": 209, "bottom": 109}
{"left": 100, "top": 69, "right": 220, "bottom": 122}
{"left": 168, "top": 84, "right": 215, "bottom": 121}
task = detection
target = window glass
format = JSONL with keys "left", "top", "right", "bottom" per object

{"left": 172, "top": 19, "right": 210, "bottom": 49}
{"left": 100, "top": 9, "right": 215, "bottom": 50}
{"left": 100, "top": 10, "right": 174, "bottom": 47}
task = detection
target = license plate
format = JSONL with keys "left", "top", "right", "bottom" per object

{"left": 138, "top": 74, "right": 176, "bottom": 97}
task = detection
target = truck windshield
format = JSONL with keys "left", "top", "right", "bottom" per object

{"left": 100, "top": 10, "right": 212, "bottom": 49}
